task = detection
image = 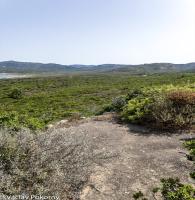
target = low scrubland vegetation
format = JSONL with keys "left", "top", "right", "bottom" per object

{"left": 0, "top": 128, "right": 113, "bottom": 199}
{"left": 108, "top": 84, "right": 195, "bottom": 131}
{"left": 0, "top": 73, "right": 195, "bottom": 130}
{"left": 1, "top": 73, "right": 195, "bottom": 199}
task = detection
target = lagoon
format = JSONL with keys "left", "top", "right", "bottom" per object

{"left": 0, "top": 73, "right": 29, "bottom": 79}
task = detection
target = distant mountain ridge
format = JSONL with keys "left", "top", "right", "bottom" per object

{"left": 0, "top": 61, "right": 195, "bottom": 74}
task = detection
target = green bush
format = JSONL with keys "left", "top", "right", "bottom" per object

{"left": 126, "top": 89, "right": 144, "bottom": 100}
{"left": 122, "top": 97, "right": 151, "bottom": 123}
{"left": 0, "top": 111, "right": 45, "bottom": 130}
{"left": 133, "top": 178, "right": 195, "bottom": 200}
{"left": 132, "top": 191, "right": 145, "bottom": 199}
{"left": 184, "top": 139, "right": 195, "bottom": 180}
{"left": 96, "top": 104, "right": 114, "bottom": 115}
{"left": 121, "top": 86, "right": 195, "bottom": 130}
{"left": 25, "top": 117, "right": 45, "bottom": 130}
{"left": 161, "top": 178, "right": 195, "bottom": 200}
{"left": 9, "top": 88, "right": 23, "bottom": 99}
{"left": 184, "top": 140, "right": 195, "bottom": 151}
{"left": 190, "top": 171, "right": 195, "bottom": 179}
{"left": 0, "top": 112, "right": 21, "bottom": 130}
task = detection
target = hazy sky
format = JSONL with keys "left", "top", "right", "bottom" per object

{"left": 0, "top": 0, "right": 194, "bottom": 64}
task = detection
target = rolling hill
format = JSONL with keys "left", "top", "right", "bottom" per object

{"left": 0, "top": 61, "right": 195, "bottom": 74}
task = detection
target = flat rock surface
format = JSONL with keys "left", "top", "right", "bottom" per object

{"left": 50, "top": 116, "right": 194, "bottom": 200}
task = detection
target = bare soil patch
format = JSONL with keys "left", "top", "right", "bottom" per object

{"left": 48, "top": 114, "right": 194, "bottom": 199}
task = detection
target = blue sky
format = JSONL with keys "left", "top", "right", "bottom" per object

{"left": 0, "top": 0, "right": 194, "bottom": 64}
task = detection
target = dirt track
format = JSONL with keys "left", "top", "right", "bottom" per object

{"left": 50, "top": 115, "right": 194, "bottom": 200}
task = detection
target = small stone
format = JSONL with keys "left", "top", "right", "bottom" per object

{"left": 57, "top": 120, "right": 68, "bottom": 125}
{"left": 46, "top": 124, "right": 54, "bottom": 129}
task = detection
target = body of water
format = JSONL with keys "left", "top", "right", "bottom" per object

{"left": 0, "top": 73, "right": 29, "bottom": 79}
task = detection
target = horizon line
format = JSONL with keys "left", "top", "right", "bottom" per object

{"left": 0, "top": 60, "right": 195, "bottom": 66}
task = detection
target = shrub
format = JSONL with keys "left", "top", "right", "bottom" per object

{"left": 96, "top": 96, "right": 126, "bottom": 115}
{"left": 25, "top": 117, "right": 45, "bottom": 130}
{"left": 121, "top": 87, "right": 195, "bottom": 130}
{"left": 0, "top": 112, "right": 45, "bottom": 131}
{"left": 161, "top": 178, "right": 195, "bottom": 200}
{"left": 111, "top": 96, "right": 126, "bottom": 111}
{"left": 0, "top": 129, "right": 113, "bottom": 199}
{"left": 148, "top": 95, "right": 194, "bottom": 130}
{"left": 122, "top": 97, "right": 151, "bottom": 123}
{"left": 0, "top": 112, "right": 21, "bottom": 130}
{"left": 190, "top": 171, "right": 195, "bottom": 179}
{"left": 167, "top": 90, "right": 195, "bottom": 105}
{"left": 126, "top": 89, "right": 144, "bottom": 100}
{"left": 9, "top": 88, "right": 23, "bottom": 99}
{"left": 68, "top": 112, "right": 82, "bottom": 122}
{"left": 96, "top": 104, "right": 114, "bottom": 115}
{"left": 184, "top": 139, "right": 195, "bottom": 179}
{"left": 132, "top": 191, "right": 145, "bottom": 199}
{"left": 133, "top": 178, "right": 195, "bottom": 200}
{"left": 184, "top": 140, "right": 195, "bottom": 151}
